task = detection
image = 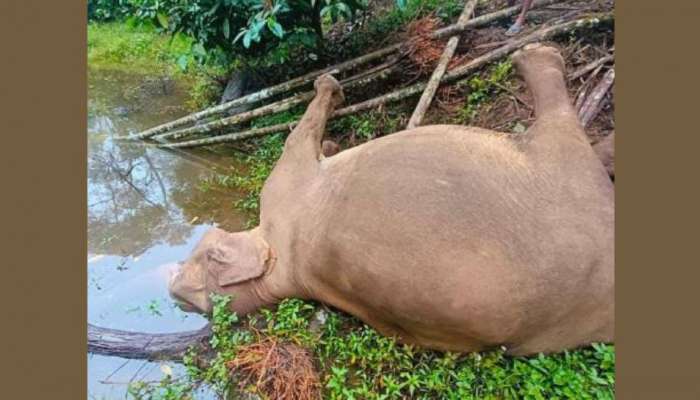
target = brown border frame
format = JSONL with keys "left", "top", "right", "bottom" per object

{"left": 1, "top": 1, "right": 87, "bottom": 398}
{"left": 2, "top": 0, "right": 700, "bottom": 398}
{"left": 615, "top": 0, "right": 700, "bottom": 397}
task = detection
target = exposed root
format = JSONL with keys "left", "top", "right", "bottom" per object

{"left": 405, "top": 16, "right": 445, "bottom": 73}
{"left": 226, "top": 338, "right": 321, "bottom": 400}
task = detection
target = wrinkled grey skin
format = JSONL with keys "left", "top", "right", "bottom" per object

{"left": 169, "top": 44, "right": 614, "bottom": 356}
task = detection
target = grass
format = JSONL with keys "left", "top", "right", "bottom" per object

{"left": 129, "top": 296, "right": 615, "bottom": 400}
{"left": 456, "top": 60, "right": 515, "bottom": 124}
{"left": 88, "top": 22, "right": 226, "bottom": 110}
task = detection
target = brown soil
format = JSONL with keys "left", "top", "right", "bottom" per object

{"left": 395, "top": 2, "right": 614, "bottom": 145}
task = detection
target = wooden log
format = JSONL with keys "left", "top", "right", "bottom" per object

{"left": 153, "top": 61, "right": 398, "bottom": 142}
{"left": 154, "top": 92, "right": 315, "bottom": 142}
{"left": 434, "top": 0, "right": 561, "bottom": 39}
{"left": 569, "top": 54, "right": 614, "bottom": 81}
{"left": 160, "top": 14, "right": 611, "bottom": 149}
{"left": 126, "top": 0, "right": 563, "bottom": 140}
{"left": 579, "top": 68, "right": 614, "bottom": 128}
{"left": 406, "top": 0, "right": 478, "bottom": 129}
{"left": 88, "top": 323, "right": 211, "bottom": 361}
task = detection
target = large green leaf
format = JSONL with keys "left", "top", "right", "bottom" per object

{"left": 192, "top": 42, "right": 207, "bottom": 58}
{"left": 156, "top": 12, "right": 169, "bottom": 29}
{"left": 176, "top": 54, "right": 189, "bottom": 71}
{"left": 222, "top": 18, "right": 230, "bottom": 39}
{"left": 242, "top": 30, "right": 252, "bottom": 48}
{"left": 267, "top": 19, "right": 284, "bottom": 39}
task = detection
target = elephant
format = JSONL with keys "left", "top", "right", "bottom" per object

{"left": 169, "top": 43, "right": 614, "bottom": 356}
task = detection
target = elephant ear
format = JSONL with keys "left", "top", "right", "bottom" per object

{"left": 206, "top": 235, "right": 268, "bottom": 286}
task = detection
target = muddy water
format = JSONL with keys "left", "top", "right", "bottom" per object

{"left": 87, "top": 69, "right": 246, "bottom": 399}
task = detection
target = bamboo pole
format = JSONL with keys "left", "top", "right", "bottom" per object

{"left": 159, "top": 15, "right": 610, "bottom": 149}
{"left": 406, "top": 0, "right": 478, "bottom": 129}
{"left": 152, "top": 60, "right": 398, "bottom": 142}
{"left": 153, "top": 91, "right": 316, "bottom": 142}
{"left": 127, "top": 0, "right": 563, "bottom": 140}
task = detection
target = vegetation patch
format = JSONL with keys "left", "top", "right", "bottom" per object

{"left": 227, "top": 338, "right": 322, "bottom": 399}
{"left": 88, "top": 22, "right": 226, "bottom": 109}
{"left": 129, "top": 296, "right": 615, "bottom": 399}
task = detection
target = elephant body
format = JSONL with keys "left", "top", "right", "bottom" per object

{"left": 170, "top": 44, "right": 614, "bottom": 355}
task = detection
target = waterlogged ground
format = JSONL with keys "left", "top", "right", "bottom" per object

{"left": 87, "top": 68, "right": 244, "bottom": 399}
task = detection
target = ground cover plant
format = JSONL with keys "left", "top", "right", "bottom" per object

{"left": 88, "top": 22, "right": 226, "bottom": 109}
{"left": 129, "top": 296, "right": 615, "bottom": 399}
{"left": 89, "top": 0, "right": 615, "bottom": 398}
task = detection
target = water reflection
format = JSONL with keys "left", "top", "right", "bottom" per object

{"left": 87, "top": 69, "right": 245, "bottom": 399}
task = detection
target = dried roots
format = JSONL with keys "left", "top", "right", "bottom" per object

{"left": 226, "top": 338, "right": 321, "bottom": 400}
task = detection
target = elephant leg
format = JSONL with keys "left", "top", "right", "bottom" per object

{"left": 321, "top": 139, "right": 341, "bottom": 157}
{"left": 279, "top": 74, "right": 344, "bottom": 165}
{"left": 512, "top": 43, "right": 591, "bottom": 155}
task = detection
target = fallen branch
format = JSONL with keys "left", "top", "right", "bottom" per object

{"left": 127, "top": 0, "right": 563, "bottom": 140}
{"left": 406, "top": 0, "right": 478, "bottom": 129}
{"left": 88, "top": 323, "right": 211, "bottom": 361}
{"left": 154, "top": 91, "right": 315, "bottom": 142}
{"left": 569, "top": 54, "right": 614, "bottom": 81}
{"left": 578, "top": 68, "right": 614, "bottom": 128}
{"left": 160, "top": 14, "right": 611, "bottom": 149}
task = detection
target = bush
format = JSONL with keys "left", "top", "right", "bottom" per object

{"left": 88, "top": 0, "right": 407, "bottom": 68}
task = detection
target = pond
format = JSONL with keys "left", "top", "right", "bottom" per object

{"left": 87, "top": 69, "right": 245, "bottom": 399}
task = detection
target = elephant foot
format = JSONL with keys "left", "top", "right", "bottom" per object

{"left": 314, "top": 74, "right": 345, "bottom": 108}
{"left": 512, "top": 43, "right": 566, "bottom": 77}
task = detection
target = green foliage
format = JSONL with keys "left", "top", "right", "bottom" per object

{"left": 330, "top": 108, "right": 405, "bottom": 142}
{"left": 331, "top": 0, "right": 463, "bottom": 60}
{"left": 88, "top": 22, "right": 225, "bottom": 109}
{"left": 194, "top": 294, "right": 254, "bottom": 395}
{"left": 147, "top": 298, "right": 163, "bottom": 316}
{"left": 131, "top": 296, "right": 615, "bottom": 399}
{"left": 87, "top": 0, "right": 410, "bottom": 68}
{"left": 198, "top": 108, "right": 303, "bottom": 225}
{"left": 88, "top": 22, "right": 190, "bottom": 73}
{"left": 89, "top": 0, "right": 133, "bottom": 21}
{"left": 226, "top": 133, "right": 286, "bottom": 226}
{"left": 335, "top": 114, "right": 379, "bottom": 141}
{"left": 128, "top": 294, "right": 253, "bottom": 399}
{"left": 458, "top": 60, "right": 514, "bottom": 123}
{"left": 127, "top": 378, "right": 194, "bottom": 400}
{"left": 263, "top": 300, "right": 615, "bottom": 399}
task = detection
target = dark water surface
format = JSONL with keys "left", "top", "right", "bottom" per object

{"left": 87, "top": 69, "right": 245, "bottom": 399}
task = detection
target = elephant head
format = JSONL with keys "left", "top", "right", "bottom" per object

{"left": 168, "top": 227, "right": 275, "bottom": 315}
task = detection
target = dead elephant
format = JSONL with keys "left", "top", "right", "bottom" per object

{"left": 169, "top": 44, "right": 614, "bottom": 356}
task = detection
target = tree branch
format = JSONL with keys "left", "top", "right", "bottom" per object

{"left": 88, "top": 323, "right": 211, "bottom": 361}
